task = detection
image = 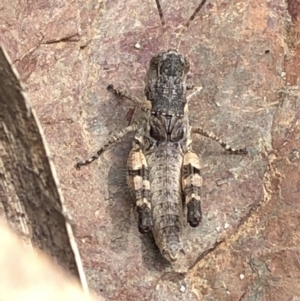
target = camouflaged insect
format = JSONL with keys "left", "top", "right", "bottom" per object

{"left": 76, "top": 0, "right": 247, "bottom": 263}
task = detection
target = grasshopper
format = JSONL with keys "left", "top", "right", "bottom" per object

{"left": 76, "top": 0, "right": 247, "bottom": 263}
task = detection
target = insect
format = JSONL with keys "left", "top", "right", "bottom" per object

{"left": 76, "top": 0, "right": 247, "bottom": 263}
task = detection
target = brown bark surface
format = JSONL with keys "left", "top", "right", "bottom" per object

{"left": 0, "top": 0, "right": 299, "bottom": 300}
{"left": 0, "top": 45, "right": 87, "bottom": 288}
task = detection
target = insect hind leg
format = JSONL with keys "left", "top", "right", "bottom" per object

{"left": 127, "top": 141, "right": 152, "bottom": 234}
{"left": 182, "top": 149, "right": 202, "bottom": 227}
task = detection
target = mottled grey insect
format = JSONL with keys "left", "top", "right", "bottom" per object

{"left": 76, "top": 0, "right": 247, "bottom": 263}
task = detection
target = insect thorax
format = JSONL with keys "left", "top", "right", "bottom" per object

{"left": 144, "top": 49, "right": 189, "bottom": 117}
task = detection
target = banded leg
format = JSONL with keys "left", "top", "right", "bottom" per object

{"left": 107, "top": 84, "right": 140, "bottom": 104}
{"left": 182, "top": 149, "right": 202, "bottom": 227}
{"left": 127, "top": 141, "right": 152, "bottom": 234}
{"left": 187, "top": 86, "right": 203, "bottom": 101}
{"left": 192, "top": 126, "right": 247, "bottom": 155}
{"left": 76, "top": 121, "right": 140, "bottom": 169}
{"left": 107, "top": 84, "right": 151, "bottom": 112}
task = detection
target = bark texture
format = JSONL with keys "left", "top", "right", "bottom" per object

{"left": 0, "top": 45, "right": 87, "bottom": 289}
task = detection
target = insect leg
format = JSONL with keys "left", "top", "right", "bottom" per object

{"left": 76, "top": 121, "right": 140, "bottom": 169}
{"left": 192, "top": 126, "right": 248, "bottom": 155}
{"left": 127, "top": 141, "right": 152, "bottom": 234}
{"left": 107, "top": 84, "right": 140, "bottom": 103}
{"left": 107, "top": 84, "right": 151, "bottom": 112}
{"left": 182, "top": 149, "right": 202, "bottom": 227}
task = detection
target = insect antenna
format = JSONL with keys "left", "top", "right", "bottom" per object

{"left": 154, "top": 0, "right": 171, "bottom": 49}
{"left": 177, "top": 0, "right": 208, "bottom": 51}
{"left": 155, "top": 0, "right": 165, "bottom": 27}
{"left": 153, "top": 0, "right": 208, "bottom": 51}
{"left": 185, "top": 0, "right": 208, "bottom": 29}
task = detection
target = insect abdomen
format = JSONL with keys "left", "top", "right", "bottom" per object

{"left": 146, "top": 147, "right": 184, "bottom": 261}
